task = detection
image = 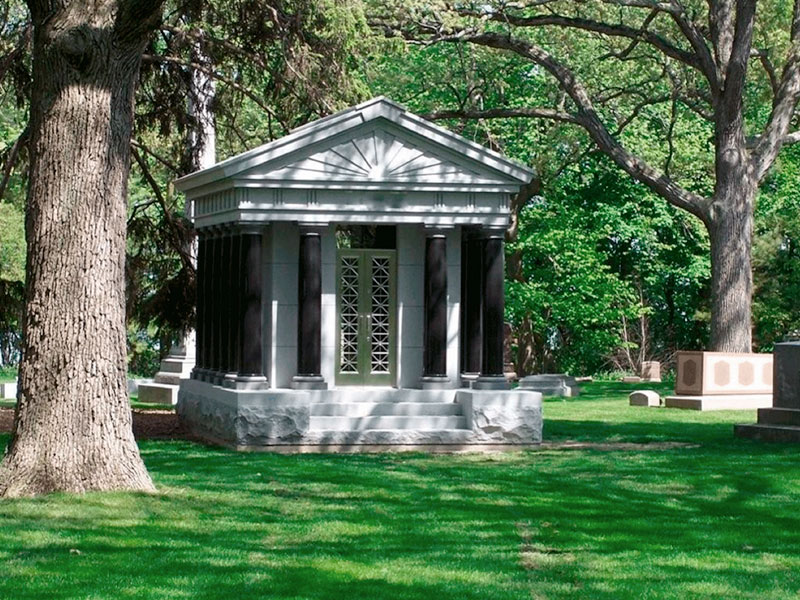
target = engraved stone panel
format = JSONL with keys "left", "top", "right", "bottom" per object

{"left": 714, "top": 361, "right": 731, "bottom": 386}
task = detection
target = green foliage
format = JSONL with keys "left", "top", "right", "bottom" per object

{"left": 507, "top": 194, "right": 641, "bottom": 374}
{"left": 753, "top": 144, "right": 800, "bottom": 350}
{"left": 1, "top": 383, "right": 799, "bottom": 598}
{"left": 0, "top": 202, "right": 24, "bottom": 366}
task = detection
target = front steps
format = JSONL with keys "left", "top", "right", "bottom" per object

{"left": 177, "top": 379, "right": 543, "bottom": 450}
{"left": 308, "top": 395, "right": 470, "bottom": 443}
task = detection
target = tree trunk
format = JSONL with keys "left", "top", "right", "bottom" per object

{"left": 0, "top": 1, "right": 161, "bottom": 497}
{"left": 707, "top": 182, "right": 756, "bottom": 353}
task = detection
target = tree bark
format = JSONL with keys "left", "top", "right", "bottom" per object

{"left": 707, "top": 183, "right": 756, "bottom": 353}
{"left": 0, "top": 0, "right": 162, "bottom": 497}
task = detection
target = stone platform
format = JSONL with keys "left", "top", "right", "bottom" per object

{"left": 518, "top": 374, "right": 579, "bottom": 397}
{"left": 178, "top": 379, "right": 542, "bottom": 451}
{"left": 665, "top": 394, "right": 772, "bottom": 411}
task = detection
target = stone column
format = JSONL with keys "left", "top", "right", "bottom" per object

{"left": 207, "top": 229, "right": 222, "bottom": 383}
{"left": 191, "top": 232, "right": 207, "bottom": 380}
{"left": 475, "top": 228, "right": 509, "bottom": 390}
{"left": 223, "top": 233, "right": 242, "bottom": 385}
{"left": 293, "top": 226, "right": 327, "bottom": 389}
{"left": 421, "top": 228, "right": 449, "bottom": 388}
{"left": 224, "top": 227, "right": 268, "bottom": 389}
{"left": 461, "top": 230, "right": 483, "bottom": 381}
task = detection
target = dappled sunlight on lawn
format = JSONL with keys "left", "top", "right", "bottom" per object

{"left": 0, "top": 384, "right": 799, "bottom": 599}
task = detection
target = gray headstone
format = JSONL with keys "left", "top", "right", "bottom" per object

{"left": 774, "top": 342, "right": 800, "bottom": 409}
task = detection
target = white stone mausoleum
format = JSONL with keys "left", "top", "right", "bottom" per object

{"left": 174, "top": 97, "right": 543, "bottom": 450}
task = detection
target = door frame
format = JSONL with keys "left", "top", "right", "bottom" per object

{"left": 335, "top": 249, "right": 397, "bottom": 386}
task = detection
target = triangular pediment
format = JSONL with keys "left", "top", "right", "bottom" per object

{"left": 175, "top": 97, "right": 535, "bottom": 194}
{"left": 247, "top": 126, "right": 499, "bottom": 185}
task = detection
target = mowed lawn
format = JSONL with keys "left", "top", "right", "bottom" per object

{"left": 0, "top": 382, "right": 799, "bottom": 599}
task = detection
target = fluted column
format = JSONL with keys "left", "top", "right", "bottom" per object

{"left": 421, "top": 228, "right": 449, "bottom": 388}
{"left": 475, "top": 227, "right": 509, "bottom": 389}
{"left": 293, "top": 226, "right": 327, "bottom": 389}
{"left": 191, "top": 231, "right": 208, "bottom": 379}
{"left": 224, "top": 227, "right": 268, "bottom": 389}
{"left": 460, "top": 230, "right": 483, "bottom": 381}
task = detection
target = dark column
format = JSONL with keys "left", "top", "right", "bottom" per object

{"left": 220, "top": 232, "right": 234, "bottom": 377}
{"left": 225, "top": 228, "right": 268, "bottom": 389}
{"left": 461, "top": 232, "right": 483, "bottom": 378}
{"left": 293, "top": 227, "right": 327, "bottom": 389}
{"left": 207, "top": 232, "right": 221, "bottom": 381}
{"left": 476, "top": 228, "right": 508, "bottom": 389}
{"left": 223, "top": 233, "right": 242, "bottom": 383}
{"left": 422, "top": 231, "right": 448, "bottom": 385}
{"left": 192, "top": 233, "right": 207, "bottom": 378}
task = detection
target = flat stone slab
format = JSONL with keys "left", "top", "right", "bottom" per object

{"left": 665, "top": 394, "right": 772, "bottom": 411}
{"left": 622, "top": 376, "right": 642, "bottom": 383}
{"left": 138, "top": 383, "right": 179, "bottom": 405}
{"left": 734, "top": 423, "right": 800, "bottom": 442}
{"left": 629, "top": 390, "right": 661, "bottom": 407}
{"left": 518, "top": 374, "right": 579, "bottom": 397}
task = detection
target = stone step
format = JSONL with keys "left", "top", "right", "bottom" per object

{"left": 665, "top": 394, "right": 772, "bottom": 411}
{"left": 756, "top": 407, "right": 800, "bottom": 427}
{"left": 309, "top": 415, "right": 468, "bottom": 431}
{"left": 304, "top": 428, "right": 475, "bottom": 445}
{"left": 309, "top": 401, "right": 462, "bottom": 417}
{"left": 304, "top": 388, "right": 458, "bottom": 404}
{"left": 734, "top": 423, "right": 800, "bottom": 443}
{"left": 154, "top": 374, "right": 182, "bottom": 386}
{"left": 137, "top": 383, "right": 178, "bottom": 405}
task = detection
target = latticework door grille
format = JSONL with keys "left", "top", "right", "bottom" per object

{"left": 336, "top": 250, "right": 396, "bottom": 385}
{"left": 339, "top": 256, "right": 360, "bottom": 374}
{"left": 370, "top": 257, "right": 391, "bottom": 374}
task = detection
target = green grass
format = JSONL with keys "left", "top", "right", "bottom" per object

{"left": 0, "top": 382, "right": 799, "bottom": 599}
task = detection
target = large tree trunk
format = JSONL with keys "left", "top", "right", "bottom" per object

{"left": 707, "top": 188, "right": 755, "bottom": 353}
{"left": 706, "top": 102, "right": 756, "bottom": 353}
{"left": 0, "top": 1, "right": 161, "bottom": 497}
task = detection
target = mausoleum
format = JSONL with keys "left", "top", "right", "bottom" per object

{"left": 174, "top": 97, "right": 543, "bottom": 450}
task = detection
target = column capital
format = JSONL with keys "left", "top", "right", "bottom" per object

{"left": 478, "top": 225, "right": 507, "bottom": 240}
{"left": 238, "top": 223, "right": 265, "bottom": 236}
{"left": 298, "top": 223, "right": 328, "bottom": 236}
{"left": 423, "top": 224, "right": 454, "bottom": 237}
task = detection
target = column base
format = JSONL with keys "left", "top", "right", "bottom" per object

{"left": 205, "top": 371, "right": 224, "bottom": 385}
{"left": 292, "top": 375, "right": 328, "bottom": 390}
{"left": 472, "top": 376, "right": 510, "bottom": 390}
{"left": 191, "top": 367, "right": 208, "bottom": 381}
{"left": 222, "top": 375, "right": 270, "bottom": 390}
{"left": 420, "top": 376, "right": 451, "bottom": 390}
{"left": 460, "top": 372, "right": 479, "bottom": 388}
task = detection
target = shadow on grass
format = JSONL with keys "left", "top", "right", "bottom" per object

{"left": 1, "top": 378, "right": 799, "bottom": 600}
{"left": 0, "top": 426, "right": 799, "bottom": 599}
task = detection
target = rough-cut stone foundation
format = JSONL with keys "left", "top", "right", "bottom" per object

{"left": 178, "top": 379, "right": 542, "bottom": 450}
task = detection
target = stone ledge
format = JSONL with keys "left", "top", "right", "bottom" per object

{"left": 178, "top": 380, "right": 544, "bottom": 448}
{"left": 665, "top": 394, "right": 772, "bottom": 411}
{"left": 734, "top": 423, "right": 800, "bottom": 442}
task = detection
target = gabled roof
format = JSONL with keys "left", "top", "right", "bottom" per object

{"left": 174, "top": 97, "right": 535, "bottom": 195}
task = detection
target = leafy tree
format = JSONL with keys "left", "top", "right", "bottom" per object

{"left": 378, "top": 0, "right": 800, "bottom": 352}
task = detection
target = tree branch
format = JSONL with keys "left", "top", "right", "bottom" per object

{"left": 422, "top": 106, "right": 579, "bottom": 123}
{"left": 751, "top": 0, "right": 800, "bottom": 181}
{"left": 437, "top": 30, "right": 709, "bottom": 219}
{"left": 455, "top": 8, "right": 701, "bottom": 71}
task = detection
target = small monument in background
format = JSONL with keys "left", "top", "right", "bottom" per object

{"left": 665, "top": 351, "right": 773, "bottom": 410}
{"left": 518, "top": 374, "right": 580, "bottom": 397}
{"left": 137, "top": 333, "right": 196, "bottom": 405}
{"left": 641, "top": 361, "right": 661, "bottom": 382}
